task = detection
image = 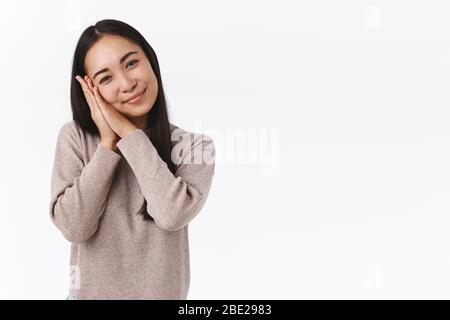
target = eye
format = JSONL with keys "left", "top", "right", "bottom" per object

{"left": 99, "top": 76, "right": 111, "bottom": 84}
{"left": 126, "top": 59, "right": 138, "bottom": 68}
{"left": 98, "top": 60, "right": 138, "bottom": 85}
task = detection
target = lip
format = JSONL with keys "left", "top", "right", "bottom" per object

{"left": 124, "top": 88, "right": 146, "bottom": 103}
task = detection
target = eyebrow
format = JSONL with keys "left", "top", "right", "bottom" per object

{"left": 92, "top": 51, "right": 138, "bottom": 80}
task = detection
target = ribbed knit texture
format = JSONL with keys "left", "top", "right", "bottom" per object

{"left": 49, "top": 120, "right": 215, "bottom": 299}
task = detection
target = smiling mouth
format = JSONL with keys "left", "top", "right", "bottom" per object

{"left": 124, "top": 88, "right": 146, "bottom": 103}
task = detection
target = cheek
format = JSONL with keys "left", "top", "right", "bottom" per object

{"left": 142, "top": 64, "right": 157, "bottom": 87}
{"left": 99, "top": 87, "right": 116, "bottom": 104}
{"left": 148, "top": 73, "right": 158, "bottom": 92}
{"left": 152, "top": 78, "right": 159, "bottom": 96}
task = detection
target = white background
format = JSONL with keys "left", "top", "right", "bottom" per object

{"left": 1, "top": 0, "right": 450, "bottom": 299}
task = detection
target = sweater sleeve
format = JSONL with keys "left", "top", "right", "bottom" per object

{"left": 116, "top": 129, "right": 215, "bottom": 232}
{"left": 49, "top": 122, "right": 122, "bottom": 243}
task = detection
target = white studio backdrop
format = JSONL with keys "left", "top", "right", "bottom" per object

{"left": 1, "top": 0, "right": 450, "bottom": 299}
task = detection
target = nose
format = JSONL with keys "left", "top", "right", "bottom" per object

{"left": 118, "top": 73, "right": 137, "bottom": 93}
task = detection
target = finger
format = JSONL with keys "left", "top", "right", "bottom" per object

{"left": 94, "top": 86, "right": 115, "bottom": 112}
{"left": 93, "top": 87, "right": 115, "bottom": 127}
{"left": 76, "top": 75, "right": 88, "bottom": 89}
{"left": 76, "top": 76, "right": 95, "bottom": 112}
{"left": 94, "top": 87, "right": 118, "bottom": 123}
{"left": 93, "top": 86, "right": 107, "bottom": 113}
{"left": 78, "top": 75, "right": 95, "bottom": 98}
{"left": 85, "top": 76, "right": 95, "bottom": 93}
{"left": 93, "top": 86, "right": 104, "bottom": 105}
{"left": 87, "top": 79, "right": 94, "bottom": 92}
{"left": 76, "top": 76, "right": 91, "bottom": 95}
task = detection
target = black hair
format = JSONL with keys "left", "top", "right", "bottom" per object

{"left": 70, "top": 19, "right": 176, "bottom": 220}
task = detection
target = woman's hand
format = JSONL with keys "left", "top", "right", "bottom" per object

{"left": 92, "top": 85, "right": 139, "bottom": 139}
{"left": 75, "top": 75, "right": 118, "bottom": 149}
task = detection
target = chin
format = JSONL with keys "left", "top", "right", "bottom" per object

{"left": 124, "top": 110, "right": 149, "bottom": 119}
{"left": 122, "top": 103, "right": 152, "bottom": 117}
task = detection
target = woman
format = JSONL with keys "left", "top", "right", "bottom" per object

{"left": 49, "top": 19, "right": 215, "bottom": 300}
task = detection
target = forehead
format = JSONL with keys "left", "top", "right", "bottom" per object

{"left": 84, "top": 34, "right": 141, "bottom": 75}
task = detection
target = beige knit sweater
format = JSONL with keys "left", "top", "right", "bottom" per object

{"left": 49, "top": 120, "right": 215, "bottom": 300}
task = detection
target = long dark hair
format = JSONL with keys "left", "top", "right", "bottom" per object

{"left": 70, "top": 19, "right": 175, "bottom": 220}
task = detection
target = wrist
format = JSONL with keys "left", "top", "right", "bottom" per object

{"left": 100, "top": 138, "right": 118, "bottom": 151}
{"left": 121, "top": 126, "right": 140, "bottom": 138}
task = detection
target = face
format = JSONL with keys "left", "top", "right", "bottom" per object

{"left": 84, "top": 34, "right": 158, "bottom": 119}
